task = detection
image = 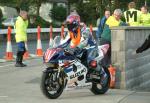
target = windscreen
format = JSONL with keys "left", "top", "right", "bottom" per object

{"left": 53, "top": 36, "right": 61, "bottom": 48}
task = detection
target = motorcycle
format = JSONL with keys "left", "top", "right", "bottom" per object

{"left": 41, "top": 36, "right": 110, "bottom": 99}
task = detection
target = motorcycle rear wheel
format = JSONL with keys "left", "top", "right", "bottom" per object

{"left": 40, "top": 70, "right": 64, "bottom": 99}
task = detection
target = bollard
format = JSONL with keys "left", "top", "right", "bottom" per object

{"left": 61, "top": 24, "right": 65, "bottom": 40}
{"left": 49, "top": 25, "right": 53, "bottom": 47}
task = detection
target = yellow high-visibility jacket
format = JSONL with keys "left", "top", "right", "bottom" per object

{"left": 140, "top": 13, "right": 150, "bottom": 26}
{"left": 106, "top": 16, "right": 121, "bottom": 27}
{"left": 101, "top": 16, "right": 121, "bottom": 42}
{"left": 124, "top": 8, "right": 141, "bottom": 26}
{"left": 14, "top": 16, "right": 28, "bottom": 43}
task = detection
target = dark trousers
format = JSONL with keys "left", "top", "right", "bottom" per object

{"left": 99, "top": 38, "right": 111, "bottom": 68}
{"left": 16, "top": 42, "right": 26, "bottom": 64}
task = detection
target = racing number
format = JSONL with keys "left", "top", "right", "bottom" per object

{"left": 126, "top": 11, "right": 137, "bottom": 22}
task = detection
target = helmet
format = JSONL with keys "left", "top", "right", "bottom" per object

{"left": 66, "top": 14, "right": 80, "bottom": 32}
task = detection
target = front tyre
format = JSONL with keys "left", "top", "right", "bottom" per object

{"left": 91, "top": 66, "right": 110, "bottom": 94}
{"left": 40, "top": 70, "right": 64, "bottom": 99}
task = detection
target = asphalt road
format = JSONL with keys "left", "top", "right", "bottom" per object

{"left": 0, "top": 58, "right": 150, "bottom": 103}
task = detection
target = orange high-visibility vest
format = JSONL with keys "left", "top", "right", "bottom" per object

{"left": 69, "top": 28, "right": 81, "bottom": 48}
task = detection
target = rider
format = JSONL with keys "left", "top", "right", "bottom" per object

{"left": 60, "top": 12, "right": 97, "bottom": 67}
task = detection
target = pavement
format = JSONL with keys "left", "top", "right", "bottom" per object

{"left": 0, "top": 58, "right": 150, "bottom": 103}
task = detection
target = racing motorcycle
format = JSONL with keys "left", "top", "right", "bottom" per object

{"left": 41, "top": 36, "right": 110, "bottom": 99}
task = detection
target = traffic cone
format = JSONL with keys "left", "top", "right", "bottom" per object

{"left": 108, "top": 65, "right": 116, "bottom": 88}
{"left": 5, "top": 26, "right": 13, "bottom": 61}
{"left": 90, "top": 24, "right": 93, "bottom": 34}
{"left": 23, "top": 42, "right": 30, "bottom": 59}
{"left": 61, "top": 24, "right": 65, "bottom": 40}
{"left": 36, "top": 26, "right": 43, "bottom": 57}
{"left": 49, "top": 25, "right": 53, "bottom": 47}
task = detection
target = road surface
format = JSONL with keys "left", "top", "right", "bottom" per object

{"left": 0, "top": 58, "right": 150, "bottom": 103}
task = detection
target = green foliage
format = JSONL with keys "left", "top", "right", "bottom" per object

{"left": 0, "top": 8, "right": 4, "bottom": 28}
{"left": 0, "top": 8, "right": 3, "bottom": 21}
{"left": 20, "top": 0, "right": 29, "bottom": 11}
{"left": 28, "top": 15, "right": 50, "bottom": 28}
{"left": 0, "top": 0, "right": 149, "bottom": 27}
{"left": 50, "top": 4, "right": 67, "bottom": 22}
{"left": 28, "top": 0, "right": 48, "bottom": 16}
{"left": 75, "top": 0, "right": 98, "bottom": 26}
{"left": 0, "top": 0, "right": 22, "bottom": 8}
{"left": 70, "top": 0, "right": 150, "bottom": 26}
{"left": 0, "top": 0, "right": 48, "bottom": 16}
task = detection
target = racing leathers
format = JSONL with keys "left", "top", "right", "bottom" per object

{"left": 59, "top": 24, "right": 97, "bottom": 67}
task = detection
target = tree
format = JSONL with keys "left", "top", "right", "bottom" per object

{"left": 67, "top": 0, "right": 79, "bottom": 11}
{"left": 74, "top": 0, "right": 99, "bottom": 25}
{"left": 0, "top": 0, "right": 24, "bottom": 7}
{"left": 68, "top": 0, "right": 113, "bottom": 25}
{"left": 0, "top": 8, "right": 3, "bottom": 21}
{"left": 0, "top": 0, "right": 48, "bottom": 16}
{"left": 50, "top": 4, "right": 67, "bottom": 22}
{"left": 0, "top": 0, "right": 28, "bottom": 12}
{"left": 28, "top": 0, "right": 48, "bottom": 16}
{"left": 0, "top": 0, "right": 17, "bottom": 7}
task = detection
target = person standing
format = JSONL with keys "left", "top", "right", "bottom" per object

{"left": 100, "top": 9, "right": 124, "bottom": 67}
{"left": 96, "top": 9, "right": 110, "bottom": 43}
{"left": 140, "top": 6, "right": 150, "bottom": 26}
{"left": 124, "top": 2, "right": 141, "bottom": 26}
{"left": 14, "top": 10, "right": 28, "bottom": 67}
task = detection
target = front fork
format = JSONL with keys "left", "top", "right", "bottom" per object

{"left": 43, "top": 67, "right": 66, "bottom": 86}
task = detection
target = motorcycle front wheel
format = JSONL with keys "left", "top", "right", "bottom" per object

{"left": 40, "top": 69, "right": 64, "bottom": 99}
{"left": 91, "top": 66, "right": 110, "bottom": 94}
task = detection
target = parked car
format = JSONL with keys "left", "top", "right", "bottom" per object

{"left": 2, "top": 17, "right": 17, "bottom": 27}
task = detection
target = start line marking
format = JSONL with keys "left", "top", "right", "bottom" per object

{"left": 0, "top": 96, "right": 8, "bottom": 98}
{"left": 0, "top": 64, "right": 14, "bottom": 68}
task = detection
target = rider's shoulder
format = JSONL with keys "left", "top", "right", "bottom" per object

{"left": 80, "top": 23, "right": 90, "bottom": 34}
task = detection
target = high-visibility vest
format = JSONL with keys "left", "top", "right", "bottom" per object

{"left": 14, "top": 16, "right": 28, "bottom": 43}
{"left": 106, "top": 16, "right": 121, "bottom": 27}
{"left": 140, "top": 13, "right": 150, "bottom": 26}
{"left": 69, "top": 28, "right": 81, "bottom": 48}
{"left": 101, "top": 16, "right": 121, "bottom": 42}
{"left": 124, "top": 8, "right": 141, "bottom": 26}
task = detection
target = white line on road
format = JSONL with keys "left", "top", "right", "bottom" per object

{"left": 0, "top": 96, "right": 8, "bottom": 98}
{"left": 0, "top": 64, "right": 14, "bottom": 68}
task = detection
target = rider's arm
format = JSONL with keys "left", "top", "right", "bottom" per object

{"left": 58, "top": 34, "right": 71, "bottom": 48}
{"left": 79, "top": 29, "right": 96, "bottom": 49}
{"left": 78, "top": 29, "right": 90, "bottom": 48}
